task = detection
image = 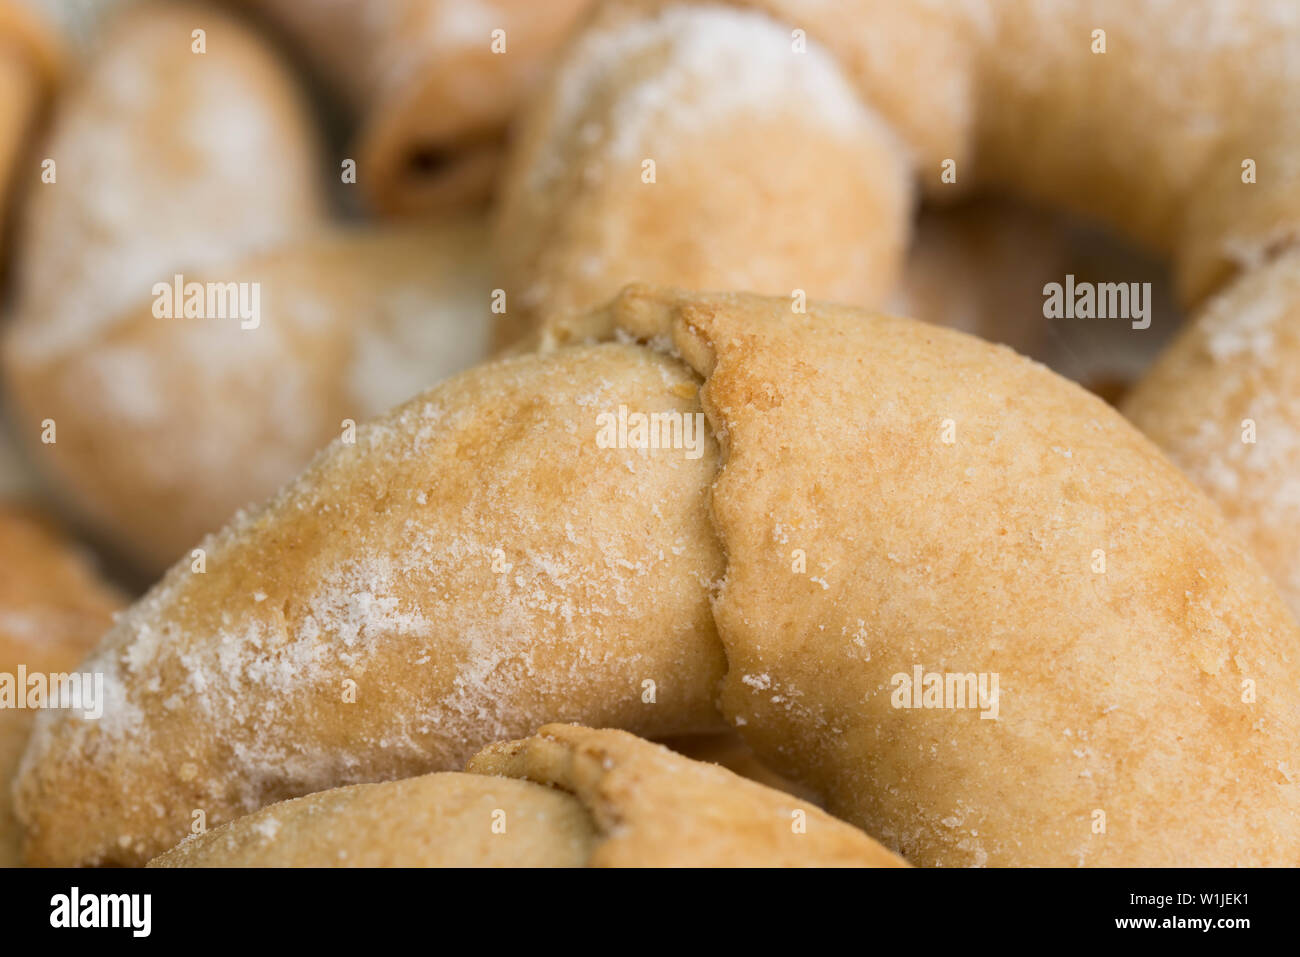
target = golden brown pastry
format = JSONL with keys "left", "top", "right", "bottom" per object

{"left": 745, "top": 0, "right": 1300, "bottom": 304}
{"left": 6, "top": 220, "right": 497, "bottom": 576}
{"left": 238, "top": 0, "right": 594, "bottom": 216}
{"left": 0, "top": 504, "right": 122, "bottom": 867}
{"left": 16, "top": 339, "right": 726, "bottom": 866}
{"left": 20, "top": 285, "right": 1300, "bottom": 868}
{"left": 152, "top": 725, "right": 904, "bottom": 867}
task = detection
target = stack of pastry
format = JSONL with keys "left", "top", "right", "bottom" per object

{"left": 1, "top": 0, "right": 1298, "bottom": 868}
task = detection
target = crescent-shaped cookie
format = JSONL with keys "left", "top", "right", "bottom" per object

{"left": 151, "top": 725, "right": 904, "bottom": 867}
{"left": 7, "top": 0, "right": 324, "bottom": 366}
{"left": 495, "top": 0, "right": 1300, "bottom": 617}
{"left": 16, "top": 341, "right": 725, "bottom": 865}
{"left": 21, "top": 284, "right": 1300, "bottom": 867}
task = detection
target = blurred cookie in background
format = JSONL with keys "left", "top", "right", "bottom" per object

{"left": 0, "top": 503, "right": 123, "bottom": 867}
{"left": 3, "top": 2, "right": 496, "bottom": 579}
{"left": 236, "top": 0, "right": 596, "bottom": 217}
{"left": 0, "top": 0, "right": 62, "bottom": 266}
{"left": 6, "top": 220, "right": 495, "bottom": 579}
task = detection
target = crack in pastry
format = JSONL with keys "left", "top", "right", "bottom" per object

{"left": 594, "top": 285, "right": 1300, "bottom": 867}
{"left": 467, "top": 724, "right": 903, "bottom": 867}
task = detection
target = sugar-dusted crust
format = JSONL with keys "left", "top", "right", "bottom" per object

{"left": 0, "top": 506, "right": 123, "bottom": 867}
{"left": 150, "top": 771, "right": 597, "bottom": 868}
{"left": 4, "top": 2, "right": 500, "bottom": 577}
{"left": 6, "top": 0, "right": 324, "bottom": 369}
{"left": 3, "top": 1, "right": 325, "bottom": 570}
{"left": 16, "top": 342, "right": 726, "bottom": 866}
{"left": 595, "top": 285, "right": 1300, "bottom": 867}
{"left": 470, "top": 724, "right": 906, "bottom": 866}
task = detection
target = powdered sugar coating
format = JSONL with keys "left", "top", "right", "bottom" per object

{"left": 16, "top": 342, "right": 725, "bottom": 865}
{"left": 8, "top": 3, "right": 324, "bottom": 362}
{"left": 529, "top": 4, "right": 875, "bottom": 190}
